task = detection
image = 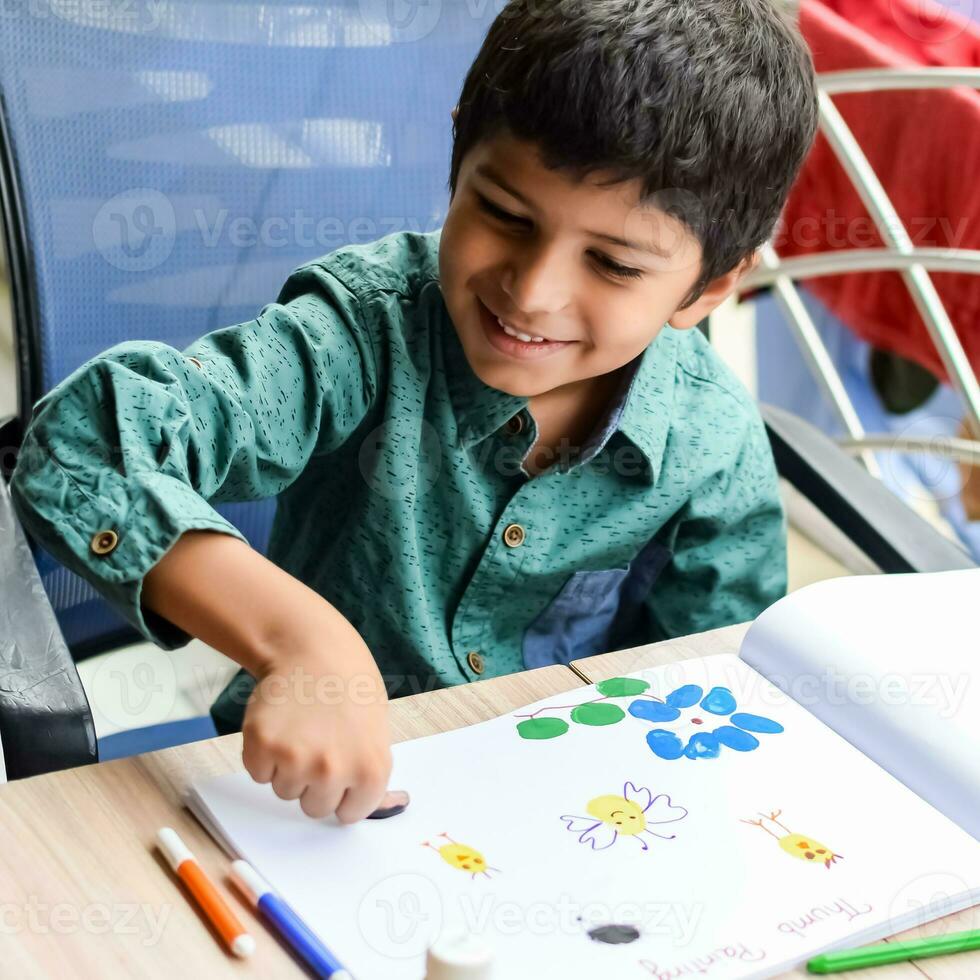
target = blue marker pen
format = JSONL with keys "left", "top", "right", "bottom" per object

{"left": 230, "top": 859, "right": 354, "bottom": 980}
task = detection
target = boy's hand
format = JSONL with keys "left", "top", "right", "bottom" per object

{"left": 242, "top": 643, "right": 397, "bottom": 822}
{"left": 142, "top": 531, "right": 408, "bottom": 823}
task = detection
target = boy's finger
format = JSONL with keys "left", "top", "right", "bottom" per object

{"left": 271, "top": 768, "right": 307, "bottom": 801}
{"left": 241, "top": 742, "right": 274, "bottom": 784}
{"left": 368, "top": 789, "right": 411, "bottom": 820}
{"left": 299, "top": 780, "right": 347, "bottom": 820}
{"left": 335, "top": 779, "right": 391, "bottom": 824}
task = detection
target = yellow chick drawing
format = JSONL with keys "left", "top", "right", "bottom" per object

{"left": 422, "top": 833, "right": 500, "bottom": 879}
{"left": 741, "top": 809, "right": 843, "bottom": 868}
{"left": 561, "top": 781, "right": 688, "bottom": 851}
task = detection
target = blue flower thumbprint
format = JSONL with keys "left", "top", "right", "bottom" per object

{"left": 628, "top": 685, "right": 783, "bottom": 760}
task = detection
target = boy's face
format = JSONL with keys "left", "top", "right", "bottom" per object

{"left": 439, "top": 130, "right": 745, "bottom": 400}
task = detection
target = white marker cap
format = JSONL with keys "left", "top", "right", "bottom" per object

{"left": 425, "top": 931, "right": 494, "bottom": 979}
{"left": 156, "top": 827, "right": 194, "bottom": 872}
{"left": 230, "top": 859, "right": 270, "bottom": 906}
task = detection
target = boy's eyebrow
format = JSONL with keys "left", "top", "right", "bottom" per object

{"left": 475, "top": 163, "right": 535, "bottom": 208}
{"left": 474, "top": 162, "right": 672, "bottom": 259}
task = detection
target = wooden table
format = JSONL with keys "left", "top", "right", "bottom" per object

{"left": 0, "top": 664, "right": 581, "bottom": 978}
{"left": 571, "top": 624, "right": 980, "bottom": 980}
{"left": 2, "top": 625, "right": 978, "bottom": 979}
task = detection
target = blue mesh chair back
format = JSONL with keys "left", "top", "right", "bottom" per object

{"left": 0, "top": 1, "right": 496, "bottom": 656}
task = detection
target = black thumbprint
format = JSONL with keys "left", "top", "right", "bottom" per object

{"left": 587, "top": 924, "right": 641, "bottom": 945}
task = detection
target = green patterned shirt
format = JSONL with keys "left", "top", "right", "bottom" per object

{"left": 11, "top": 230, "right": 786, "bottom": 734}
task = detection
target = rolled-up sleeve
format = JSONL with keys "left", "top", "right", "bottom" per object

{"left": 10, "top": 262, "right": 378, "bottom": 648}
{"left": 644, "top": 411, "right": 788, "bottom": 640}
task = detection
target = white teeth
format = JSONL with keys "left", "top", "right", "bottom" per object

{"left": 498, "top": 317, "right": 547, "bottom": 343}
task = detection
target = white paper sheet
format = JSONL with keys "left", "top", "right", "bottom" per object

{"left": 739, "top": 569, "right": 980, "bottom": 840}
{"left": 189, "top": 655, "right": 980, "bottom": 980}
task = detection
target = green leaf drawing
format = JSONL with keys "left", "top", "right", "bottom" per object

{"left": 594, "top": 677, "right": 650, "bottom": 698}
{"left": 517, "top": 717, "right": 569, "bottom": 740}
{"left": 570, "top": 702, "right": 626, "bottom": 727}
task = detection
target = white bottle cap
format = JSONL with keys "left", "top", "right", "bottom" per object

{"left": 425, "top": 931, "right": 494, "bottom": 979}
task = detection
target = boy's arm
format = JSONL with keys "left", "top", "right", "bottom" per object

{"left": 10, "top": 262, "right": 377, "bottom": 648}
{"left": 641, "top": 412, "right": 787, "bottom": 640}
{"left": 142, "top": 530, "right": 397, "bottom": 822}
{"left": 10, "top": 262, "right": 397, "bottom": 820}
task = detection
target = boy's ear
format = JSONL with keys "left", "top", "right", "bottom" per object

{"left": 668, "top": 251, "right": 761, "bottom": 330}
{"left": 451, "top": 105, "right": 459, "bottom": 123}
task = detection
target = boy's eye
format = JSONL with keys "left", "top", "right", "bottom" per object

{"left": 591, "top": 252, "right": 644, "bottom": 281}
{"left": 476, "top": 193, "right": 643, "bottom": 282}
{"left": 476, "top": 193, "right": 529, "bottom": 227}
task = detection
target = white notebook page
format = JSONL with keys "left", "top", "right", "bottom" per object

{"left": 190, "top": 654, "right": 980, "bottom": 979}
{"left": 739, "top": 569, "right": 980, "bottom": 840}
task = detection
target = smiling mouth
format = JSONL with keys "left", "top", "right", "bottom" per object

{"left": 499, "top": 320, "right": 550, "bottom": 343}
{"left": 477, "top": 298, "right": 576, "bottom": 353}
{"left": 491, "top": 312, "right": 562, "bottom": 344}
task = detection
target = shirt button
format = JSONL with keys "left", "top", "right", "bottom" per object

{"left": 502, "top": 413, "right": 524, "bottom": 436}
{"left": 90, "top": 530, "right": 119, "bottom": 556}
{"left": 503, "top": 523, "right": 526, "bottom": 548}
{"left": 466, "top": 651, "right": 485, "bottom": 674}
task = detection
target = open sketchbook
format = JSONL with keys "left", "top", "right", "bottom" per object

{"left": 188, "top": 569, "right": 980, "bottom": 979}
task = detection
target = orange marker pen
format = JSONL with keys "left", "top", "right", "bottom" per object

{"left": 157, "top": 827, "right": 255, "bottom": 958}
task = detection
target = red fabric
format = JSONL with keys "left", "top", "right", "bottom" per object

{"left": 775, "top": 0, "right": 980, "bottom": 382}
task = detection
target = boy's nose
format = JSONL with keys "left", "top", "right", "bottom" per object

{"left": 502, "top": 242, "right": 573, "bottom": 319}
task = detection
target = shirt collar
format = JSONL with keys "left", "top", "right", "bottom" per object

{"left": 606, "top": 326, "right": 679, "bottom": 485}
{"left": 435, "top": 282, "right": 678, "bottom": 483}
{"left": 436, "top": 284, "right": 528, "bottom": 447}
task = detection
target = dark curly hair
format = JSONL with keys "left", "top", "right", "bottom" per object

{"left": 449, "top": 0, "right": 818, "bottom": 306}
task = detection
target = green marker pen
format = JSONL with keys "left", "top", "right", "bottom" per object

{"left": 808, "top": 928, "right": 980, "bottom": 974}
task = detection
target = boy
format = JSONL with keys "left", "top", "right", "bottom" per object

{"left": 10, "top": 0, "right": 818, "bottom": 823}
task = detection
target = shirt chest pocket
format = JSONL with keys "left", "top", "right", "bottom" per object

{"left": 522, "top": 539, "right": 673, "bottom": 669}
